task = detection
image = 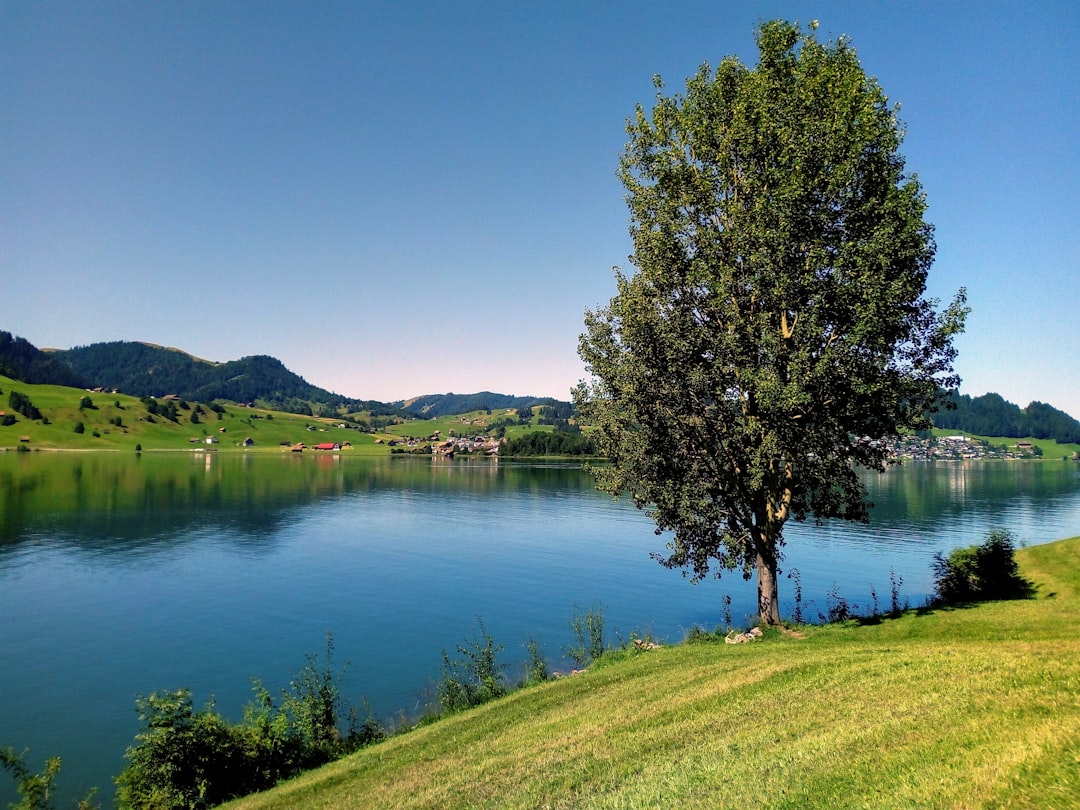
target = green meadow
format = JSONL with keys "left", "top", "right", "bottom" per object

{"left": 223, "top": 537, "right": 1080, "bottom": 809}
{"left": 931, "top": 428, "right": 1080, "bottom": 460}
{"left": 0, "top": 376, "right": 549, "bottom": 456}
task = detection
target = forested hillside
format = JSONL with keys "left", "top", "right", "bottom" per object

{"left": 50, "top": 341, "right": 402, "bottom": 417}
{"left": 399, "top": 392, "right": 569, "bottom": 418}
{"left": 0, "top": 330, "right": 88, "bottom": 388}
{"left": 935, "top": 391, "right": 1080, "bottom": 444}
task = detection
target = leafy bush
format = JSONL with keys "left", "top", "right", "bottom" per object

{"left": 564, "top": 604, "right": 605, "bottom": 668}
{"left": 933, "top": 529, "right": 1030, "bottom": 604}
{"left": 439, "top": 618, "right": 507, "bottom": 712}
{"left": 8, "top": 390, "right": 41, "bottom": 420}
{"left": 1, "top": 745, "right": 98, "bottom": 809}
{"left": 522, "top": 637, "right": 549, "bottom": 685}
{"left": 115, "top": 633, "right": 380, "bottom": 809}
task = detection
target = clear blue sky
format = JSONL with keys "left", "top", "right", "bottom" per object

{"left": 3, "top": 1, "right": 1078, "bottom": 416}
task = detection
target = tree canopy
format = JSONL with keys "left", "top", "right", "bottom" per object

{"left": 576, "top": 20, "right": 967, "bottom": 625}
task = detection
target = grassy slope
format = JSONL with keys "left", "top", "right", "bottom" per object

{"left": 0, "top": 375, "right": 386, "bottom": 454}
{"left": 0, "top": 376, "right": 548, "bottom": 455}
{"left": 226, "top": 538, "right": 1080, "bottom": 810}
{"left": 931, "top": 427, "right": 1080, "bottom": 460}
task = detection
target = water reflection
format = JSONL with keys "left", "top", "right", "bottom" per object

{"left": 0, "top": 452, "right": 1078, "bottom": 807}
{"left": 2, "top": 452, "right": 1078, "bottom": 557}
{"left": 0, "top": 453, "right": 606, "bottom": 559}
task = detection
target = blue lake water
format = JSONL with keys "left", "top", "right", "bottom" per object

{"left": 1, "top": 452, "right": 1079, "bottom": 805}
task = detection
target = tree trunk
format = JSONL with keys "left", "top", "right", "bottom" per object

{"left": 756, "top": 544, "right": 782, "bottom": 626}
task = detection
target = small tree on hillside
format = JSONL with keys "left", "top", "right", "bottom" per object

{"left": 576, "top": 20, "right": 967, "bottom": 625}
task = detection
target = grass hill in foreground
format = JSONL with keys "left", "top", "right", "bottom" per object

{"left": 225, "top": 537, "right": 1080, "bottom": 809}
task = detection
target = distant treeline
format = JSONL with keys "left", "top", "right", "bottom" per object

{"left": 0, "top": 330, "right": 88, "bottom": 388}
{"left": 400, "top": 392, "right": 571, "bottom": 419}
{"left": 502, "top": 429, "right": 597, "bottom": 456}
{"left": 46, "top": 340, "right": 406, "bottom": 419}
{"left": 934, "top": 391, "right": 1080, "bottom": 444}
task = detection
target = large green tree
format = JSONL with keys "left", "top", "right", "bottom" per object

{"left": 575, "top": 20, "right": 968, "bottom": 626}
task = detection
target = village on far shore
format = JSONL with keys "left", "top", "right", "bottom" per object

{"left": 890, "top": 433, "right": 1055, "bottom": 461}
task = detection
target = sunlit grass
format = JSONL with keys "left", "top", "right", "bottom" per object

{"left": 225, "top": 537, "right": 1080, "bottom": 809}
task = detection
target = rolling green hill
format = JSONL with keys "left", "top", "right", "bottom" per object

{"left": 398, "top": 392, "right": 570, "bottom": 418}
{"left": 0, "top": 330, "right": 89, "bottom": 388}
{"left": 0, "top": 374, "right": 384, "bottom": 454}
{"left": 49, "top": 341, "right": 404, "bottom": 417}
{"left": 225, "top": 537, "right": 1080, "bottom": 809}
{"left": 937, "top": 391, "right": 1080, "bottom": 444}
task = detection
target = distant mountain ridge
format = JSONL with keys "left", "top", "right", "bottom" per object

{"left": 0, "top": 329, "right": 89, "bottom": 388}
{"left": 397, "top": 392, "right": 567, "bottom": 418}
{"left": 6, "top": 330, "right": 1076, "bottom": 440}
{"left": 49, "top": 340, "right": 411, "bottom": 418}
{"left": 936, "top": 391, "right": 1080, "bottom": 444}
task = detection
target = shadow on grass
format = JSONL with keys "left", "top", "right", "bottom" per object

{"left": 853, "top": 575, "right": 1038, "bottom": 626}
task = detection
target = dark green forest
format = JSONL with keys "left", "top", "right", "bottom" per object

{"left": 0, "top": 330, "right": 88, "bottom": 388}
{"left": 4, "top": 330, "right": 1077, "bottom": 443}
{"left": 502, "top": 429, "right": 596, "bottom": 456}
{"left": 399, "top": 392, "right": 568, "bottom": 418}
{"left": 936, "top": 391, "right": 1080, "bottom": 444}
{"left": 51, "top": 341, "right": 403, "bottom": 418}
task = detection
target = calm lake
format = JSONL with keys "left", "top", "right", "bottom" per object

{"left": 2, "top": 451, "right": 1079, "bottom": 805}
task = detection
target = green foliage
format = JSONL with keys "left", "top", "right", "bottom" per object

{"left": 115, "top": 689, "right": 246, "bottom": 809}
{"left": 401, "top": 393, "right": 566, "bottom": 419}
{"left": 935, "top": 392, "right": 1080, "bottom": 444}
{"left": 1, "top": 745, "right": 98, "bottom": 810}
{"left": 564, "top": 604, "right": 605, "bottom": 668}
{"left": 8, "top": 390, "right": 42, "bottom": 420}
{"left": 52, "top": 342, "right": 396, "bottom": 417}
{"left": 501, "top": 430, "right": 596, "bottom": 456}
{"left": 0, "top": 330, "right": 88, "bottom": 389}
{"left": 115, "top": 634, "right": 381, "bottom": 809}
{"left": 73, "top": 421, "right": 85, "bottom": 434}
{"left": 0, "top": 413, "right": 15, "bottom": 426}
{"left": 933, "top": 529, "right": 1031, "bottom": 604}
{"left": 78, "top": 395, "right": 94, "bottom": 410}
{"left": 522, "top": 637, "right": 549, "bottom": 685}
{"left": 575, "top": 19, "right": 967, "bottom": 626}
{"left": 439, "top": 618, "right": 508, "bottom": 713}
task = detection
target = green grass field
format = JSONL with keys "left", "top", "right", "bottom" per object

{"left": 931, "top": 427, "right": 1080, "bottom": 460}
{"left": 223, "top": 537, "right": 1080, "bottom": 809}
{"left": 0, "top": 375, "right": 386, "bottom": 455}
{"left": 0, "top": 377, "right": 556, "bottom": 456}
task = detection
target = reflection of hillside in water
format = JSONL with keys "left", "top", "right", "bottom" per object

{"left": 862, "top": 461, "right": 1080, "bottom": 525}
{"left": 1, "top": 453, "right": 359, "bottom": 554}
{"left": 5, "top": 452, "right": 1074, "bottom": 561}
{"left": 0, "top": 453, "right": 599, "bottom": 556}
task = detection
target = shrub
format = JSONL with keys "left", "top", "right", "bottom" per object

{"left": 8, "top": 390, "right": 41, "bottom": 420}
{"left": 933, "top": 529, "right": 1029, "bottom": 604}
{"left": 439, "top": 618, "right": 507, "bottom": 712}
{"left": 1, "top": 745, "right": 98, "bottom": 809}
{"left": 115, "top": 633, "right": 379, "bottom": 809}
{"left": 522, "top": 637, "right": 549, "bottom": 685}
{"left": 564, "top": 604, "right": 605, "bottom": 668}
{"left": 115, "top": 689, "right": 247, "bottom": 809}
{"left": 74, "top": 421, "right": 85, "bottom": 434}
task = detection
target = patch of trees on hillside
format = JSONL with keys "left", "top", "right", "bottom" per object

{"left": 501, "top": 429, "right": 596, "bottom": 456}
{"left": 0, "top": 330, "right": 88, "bottom": 388}
{"left": 401, "top": 392, "right": 568, "bottom": 419}
{"left": 934, "top": 392, "right": 1080, "bottom": 444}
{"left": 51, "top": 341, "right": 405, "bottom": 418}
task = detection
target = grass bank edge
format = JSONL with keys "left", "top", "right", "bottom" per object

{"left": 223, "top": 535, "right": 1080, "bottom": 810}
